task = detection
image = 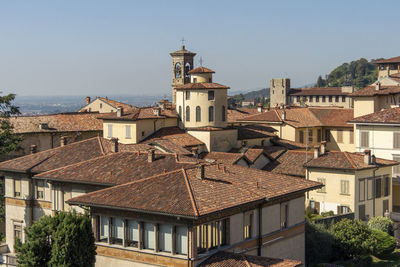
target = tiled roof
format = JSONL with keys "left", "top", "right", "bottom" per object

{"left": 227, "top": 108, "right": 260, "bottom": 123}
{"left": 304, "top": 151, "right": 399, "bottom": 170}
{"left": 374, "top": 56, "right": 400, "bottom": 64}
{"left": 8, "top": 113, "right": 103, "bottom": 134}
{"left": 98, "top": 107, "right": 177, "bottom": 121}
{"left": 271, "top": 138, "right": 308, "bottom": 150}
{"left": 239, "top": 107, "right": 353, "bottom": 128}
{"left": 350, "top": 85, "right": 400, "bottom": 97}
{"left": 198, "top": 251, "right": 302, "bottom": 267}
{"left": 200, "top": 152, "right": 248, "bottom": 165}
{"left": 148, "top": 139, "right": 193, "bottom": 155}
{"left": 261, "top": 146, "right": 287, "bottom": 160}
{"left": 97, "top": 97, "right": 134, "bottom": 111}
{"left": 188, "top": 67, "right": 215, "bottom": 74}
{"left": 349, "top": 107, "right": 400, "bottom": 124}
{"left": 235, "top": 124, "right": 277, "bottom": 140}
{"left": 244, "top": 148, "right": 266, "bottom": 163}
{"left": 35, "top": 152, "right": 198, "bottom": 185}
{"left": 143, "top": 127, "right": 204, "bottom": 147}
{"left": 175, "top": 83, "right": 230, "bottom": 90}
{"left": 288, "top": 87, "right": 348, "bottom": 96}
{"left": 67, "top": 164, "right": 321, "bottom": 217}
{"left": 264, "top": 151, "right": 314, "bottom": 177}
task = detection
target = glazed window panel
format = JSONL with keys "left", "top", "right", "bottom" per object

{"left": 196, "top": 219, "right": 227, "bottom": 253}
{"left": 208, "top": 91, "right": 215, "bottom": 100}
{"left": 100, "top": 216, "right": 109, "bottom": 242}
{"left": 340, "top": 180, "right": 349, "bottom": 195}
{"left": 280, "top": 203, "right": 288, "bottom": 229}
{"left": 186, "top": 106, "right": 190, "bottom": 122}
{"left": 111, "top": 218, "right": 123, "bottom": 245}
{"left": 158, "top": 224, "right": 172, "bottom": 252}
{"left": 186, "top": 91, "right": 190, "bottom": 100}
{"left": 299, "top": 130, "right": 304, "bottom": 143}
{"left": 394, "top": 155, "right": 400, "bottom": 177}
{"left": 36, "top": 180, "right": 45, "bottom": 200}
{"left": 125, "top": 125, "right": 131, "bottom": 139}
{"left": 209, "top": 106, "right": 214, "bottom": 122}
{"left": 107, "top": 124, "right": 112, "bottom": 138}
{"left": 196, "top": 106, "right": 201, "bottom": 122}
{"left": 308, "top": 129, "right": 313, "bottom": 143}
{"left": 127, "top": 220, "right": 139, "bottom": 248}
{"left": 384, "top": 175, "right": 390, "bottom": 197}
{"left": 143, "top": 223, "right": 155, "bottom": 250}
{"left": 175, "top": 226, "right": 187, "bottom": 255}
{"left": 14, "top": 179, "right": 21, "bottom": 197}
{"left": 360, "top": 132, "right": 369, "bottom": 148}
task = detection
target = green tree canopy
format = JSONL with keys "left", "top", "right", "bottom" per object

{"left": 0, "top": 92, "right": 21, "bottom": 155}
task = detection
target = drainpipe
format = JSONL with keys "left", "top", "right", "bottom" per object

{"left": 373, "top": 168, "right": 377, "bottom": 217}
{"left": 258, "top": 204, "right": 263, "bottom": 256}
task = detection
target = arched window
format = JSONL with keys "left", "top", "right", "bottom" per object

{"left": 209, "top": 106, "right": 214, "bottom": 122}
{"left": 186, "top": 106, "right": 190, "bottom": 122}
{"left": 196, "top": 106, "right": 201, "bottom": 122}
{"left": 175, "top": 63, "right": 182, "bottom": 78}
{"left": 222, "top": 106, "right": 226, "bottom": 122}
{"left": 178, "top": 106, "right": 182, "bottom": 118}
{"left": 185, "top": 62, "right": 191, "bottom": 78}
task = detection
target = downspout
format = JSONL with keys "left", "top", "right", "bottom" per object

{"left": 258, "top": 204, "right": 262, "bottom": 256}
{"left": 373, "top": 168, "right": 377, "bottom": 217}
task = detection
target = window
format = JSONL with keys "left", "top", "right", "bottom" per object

{"left": 340, "top": 180, "right": 350, "bottom": 195}
{"left": 394, "top": 155, "right": 400, "bottom": 177}
{"left": 186, "top": 106, "right": 190, "bottom": 122}
{"left": 322, "top": 96, "right": 326, "bottom": 102}
{"left": 209, "top": 106, "right": 214, "bottom": 122}
{"left": 302, "top": 96, "right": 307, "bottom": 102}
{"left": 296, "top": 96, "right": 300, "bottom": 102}
{"left": 375, "top": 178, "right": 382, "bottom": 198}
{"left": 244, "top": 211, "right": 253, "bottom": 239}
{"left": 100, "top": 216, "right": 109, "bottom": 242}
{"left": 175, "top": 226, "right": 187, "bottom": 255}
{"left": 175, "top": 62, "right": 182, "bottom": 78}
{"left": 383, "top": 199, "right": 389, "bottom": 215}
{"left": 222, "top": 106, "right": 226, "bottom": 122}
{"left": 299, "top": 130, "right": 304, "bottom": 143}
{"left": 208, "top": 91, "right": 214, "bottom": 100}
{"left": 197, "top": 219, "right": 227, "bottom": 253}
{"left": 379, "top": 65, "right": 386, "bottom": 70}
{"left": 337, "top": 130, "right": 343, "bottom": 143}
{"left": 309, "top": 96, "right": 313, "bottom": 102}
{"left": 367, "top": 179, "right": 374, "bottom": 200}
{"left": 316, "top": 96, "right": 320, "bottom": 102}
{"left": 390, "top": 64, "right": 398, "bottom": 70}
{"left": 360, "top": 131, "right": 369, "bottom": 148}
{"left": 196, "top": 106, "right": 201, "bottom": 122}
{"left": 125, "top": 125, "right": 131, "bottom": 139}
{"left": 317, "top": 178, "right": 326, "bottom": 193}
{"left": 384, "top": 175, "right": 390, "bottom": 197}
{"left": 329, "top": 96, "right": 332, "bottom": 102}
{"left": 280, "top": 203, "right": 288, "bottom": 229}
{"left": 36, "top": 180, "right": 44, "bottom": 200}
{"left": 127, "top": 220, "right": 139, "bottom": 248}
{"left": 335, "top": 96, "right": 339, "bottom": 102}
{"left": 178, "top": 106, "right": 182, "bottom": 118}
{"left": 308, "top": 129, "right": 313, "bottom": 143}
{"left": 14, "top": 179, "right": 21, "bottom": 197}
{"left": 338, "top": 205, "right": 350, "bottom": 215}
{"left": 394, "top": 132, "right": 400, "bottom": 148}
{"left": 14, "top": 224, "right": 22, "bottom": 244}
{"left": 100, "top": 103, "right": 103, "bottom": 108}
{"left": 359, "top": 205, "right": 366, "bottom": 221}
{"left": 107, "top": 124, "right": 112, "bottom": 138}
{"left": 111, "top": 218, "right": 123, "bottom": 245}
{"left": 342, "top": 96, "right": 346, "bottom": 102}
{"left": 185, "top": 62, "right": 191, "bottom": 78}
{"left": 159, "top": 224, "right": 172, "bottom": 252}
{"left": 144, "top": 223, "right": 155, "bottom": 250}
{"left": 141, "top": 131, "right": 145, "bottom": 137}
{"left": 317, "top": 129, "right": 322, "bottom": 142}
{"left": 186, "top": 91, "right": 190, "bottom": 100}
{"left": 325, "top": 129, "right": 331, "bottom": 142}
{"left": 350, "top": 131, "right": 354, "bottom": 144}
{"left": 290, "top": 96, "right": 294, "bottom": 103}
{"left": 359, "top": 179, "right": 365, "bottom": 202}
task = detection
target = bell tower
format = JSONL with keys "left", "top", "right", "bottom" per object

{"left": 170, "top": 45, "right": 196, "bottom": 105}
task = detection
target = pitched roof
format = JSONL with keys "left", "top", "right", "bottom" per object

{"left": 200, "top": 152, "right": 248, "bottom": 165}
{"left": 198, "top": 251, "right": 302, "bottom": 267}
{"left": 260, "top": 145, "right": 287, "bottom": 160}
{"left": 309, "top": 107, "right": 354, "bottom": 127}
{"left": 350, "top": 85, "right": 400, "bottom": 97}
{"left": 188, "top": 67, "right": 215, "bottom": 74}
{"left": 271, "top": 138, "right": 308, "bottom": 150}
{"left": 8, "top": 113, "right": 103, "bottom": 134}
{"left": 227, "top": 108, "right": 260, "bottom": 123}
{"left": 288, "top": 87, "right": 348, "bottom": 96}
{"left": 143, "top": 127, "right": 204, "bottom": 147}
{"left": 97, "top": 97, "right": 134, "bottom": 111}
{"left": 374, "top": 56, "right": 400, "bottom": 64}
{"left": 175, "top": 83, "right": 230, "bottom": 90}
{"left": 34, "top": 152, "right": 198, "bottom": 186}
{"left": 238, "top": 109, "right": 282, "bottom": 123}
{"left": 304, "top": 151, "right": 399, "bottom": 170}
{"left": 67, "top": 164, "right": 321, "bottom": 217}
{"left": 98, "top": 107, "right": 177, "bottom": 121}
{"left": 264, "top": 151, "right": 314, "bottom": 177}
{"left": 169, "top": 45, "right": 196, "bottom": 56}
{"left": 349, "top": 107, "right": 400, "bottom": 124}
{"left": 234, "top": 124, "right": 277, "bottom": 140}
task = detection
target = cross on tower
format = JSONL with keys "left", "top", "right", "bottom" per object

{"left": 199, "top": 57, "right": 203, "bottom": 66}
{"left": 180, "top": 37, "right": 186, "bottom": 46}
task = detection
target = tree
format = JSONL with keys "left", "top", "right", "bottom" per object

{"left": 316, "top": 75, "right": 326, "bottom": 87}
{"left": 367, "top": 216, "right": 393, "bottom": 235}
{"left": 369, "top": 229, "right": 396, "bottom": 258}
{"left": 306, "top": 221, "right": 334, "bottom": 264}
{"left": 15, "top": 211, "right": 96, "bottom": 267}
{"left": 0, "top": 92, "right": 21, "bottom": 155}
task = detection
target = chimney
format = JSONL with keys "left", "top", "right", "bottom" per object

{"left": 364, "top": 150, "right": 371, "bottom": 165}
{"left": 281, "top": 108, "right": 286, "bottom": 121}
{"left": 375, "top": 82, "right": 381, "bottom": 91}
{"left": 148, "top": 150, "right": 155, "bottom": 163}
{"left": 153, "top": 108, "right": 161, "bottom": 116}
{"left": 30, "top": 145, "right": 37, "bottom": 154}
{"left": 314, "top": 145, "right": 320, "bottom": 159}
{"left": 60, "top": 136, "right": 67, "bottom": 147}
{"left": 85, "top": 96, "right": 91, "bottom": 104}
{"left": 320, "top": 141, "right": 327, "bottom": 155}
{"left": 196, "top": 164, "right": 205, "bottom": 179}
{"left": 117, "top": 107, "right": 123, "bottom": 117}
{"left": 111, "top": 138, "right": 119, "bottom": 153}
{"left": 257, "top": 103, "right": 263, "bottom": 113}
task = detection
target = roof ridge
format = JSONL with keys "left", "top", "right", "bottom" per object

{"left": 98, "top": 136, "right": 105, "bottom": 155}
{"left": 273, "top": 109, "right": 283, "bottom": 123}
{"left": 182, "top": 169, "right": 199, "bottom": 217}
{"left": 343, "top": 151, "right": 357, "bottom": 169}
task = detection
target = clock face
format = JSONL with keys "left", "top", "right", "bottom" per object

{"left": 175, "top": 63, "right": 182, "bottom": 78}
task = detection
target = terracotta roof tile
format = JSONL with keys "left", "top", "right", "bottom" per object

{"left": 309, "top": 108, "right": 353, "bottom": 127}
{"left": 97, "top": 97, "right": 134, "bottom": 111}
{"left": 234, "top": 124, "right": 277, "bottom": 140}
{"left": 176, "top": 83, "right": 229, "bottom": 90}
{"left": 188, "top": 67, "right": 215, "bottom": 74}
{"left": 227, "top": 108, "right": 260, "bottom": 123}
{"left": 349, "top": 107, "right": 400, "bottom": 124}
{"left": 143, "top": 127, "right": 204, "bottom": 147}
{"left": 200, "top": 152, "right": 248, "bottom": 165}
{"left": 288, "top": 87, "right": 348, "bottom": 96}
{"left": 264, "top": 151, "right": 314, "bottom": 177}
{"left": 350, "top": 85, "right": 400, "bottom": 97}
{"left": 98, "top": 107, "right": 177, "bottom": 121}
{"left": 198, "top": 251, "right": 302, "bottom": 267}
{"left": 271, "top": 138, "right": 308, "bottom": 150}
{"left": 374, "top": 56, "right": 400, "bottom": 64}
{"left": 8, "top": 113, "right": 103, "bottom": 134}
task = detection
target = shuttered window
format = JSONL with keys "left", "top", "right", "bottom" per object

{"left": 340, "top": 180, "right": 349, "bottom": 195}
{"left": 394, "top": 132, "right": 400, "bottom": 148}
{"left": 325, "top": 129, "right": 331, "bottom": 142}
{"left": 359, "top": 179, "right": 365, "bottom": 202}
{"left": 317, "top": 178, "right": 326, "bottom": 193}
{"left": 127, "top": 220, "right": 139, "bottom": 248}
{"left": 375, "top": 178, "right": 382, "bottom": 198}
{"left": 359, "top": 205, "right": 366, "bottom": 221}
{"left": 337, "top": 130, "right": 343, "bottom": 143}
{"left": 144, "top": 223, "right": 155, "bottom": 249}
{"left": 222, "top": 106, "right": 226, "bottom": 122}
{"left": 360, "top": 131, "right": 369, "bottom": 148}
{"left": 308, "top": 129, "right": 313, "bottom": 143}
{"left": 175, "top": 226, "right": 187, "bottom": 255}
{"left": 196, "top": 106, "right": 201, "bottom": 122}
{"left": 384, "top": 175, "right": 390, "bottom": 197}
{"left": 107, "top": 124, "right": 113, "bottom": 138}
{"left": 317, "top": 129, "right": 322, "bottom": 142}
{"left": 299, "top": 130, "right": 304, "bottom": 143}
{"left": 158, "top": 224, "right": 172, "bottom": 252}
{"left": 393, "top": 155, "right": 400, "bottom": 177}
{"left": 14, "top": 179, "right": 21, "bottom": 197}
{"left": 125, "top": 125, "right": 131, "bottom": 139}
{"left": 349, "top": 131, "right": 354, "bottom": 144}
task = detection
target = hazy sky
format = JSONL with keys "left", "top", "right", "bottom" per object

{"left": 1, "top": 0, "right": 399, "bottom": 97}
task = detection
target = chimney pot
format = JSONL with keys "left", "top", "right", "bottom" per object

{"left": 148, "top": 150, "right": 155, "bottom": 163}
{"left": 375, "top": 82, "right": 381, "bottom": 91}
{"left": 60, "top": 136, "right": 67, "bottom": 147}
{"left": 86, "top": 96, "right": 91, "bottom": 104}
{"left": 196, "top": 164, "right": 205, "bottom": 179}
{"left": 320, "top": 141, "right": 327, "bottom": 155}
{"left": 314, "top": 145, "right": 320, "bottom": 158}
{"left": 111, "top": 138, "right": 119, "bottom": 153}
{"left": 30, "top": 145, "right": 37, "bottom": 154}
{"left": 364, "top": 149, "right": 371, "bottom": 165}
{"left": 117, "top": 107, "right": 123, "bottom": 117}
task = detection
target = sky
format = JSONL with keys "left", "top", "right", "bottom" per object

{"left": 1, "top": 0, "right": 399, "bottom": 97}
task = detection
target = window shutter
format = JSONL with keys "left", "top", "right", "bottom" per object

{"left": 394, "top": 133, "right": 400, "bottom": 148}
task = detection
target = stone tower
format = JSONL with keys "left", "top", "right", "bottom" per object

{"left": 170, "top": 45, "right": 196, "bottom": 105}
{"left": 270, "top": 78, "right": 290, "bottom": 107}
